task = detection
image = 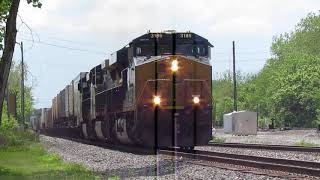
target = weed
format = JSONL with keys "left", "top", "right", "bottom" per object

{"left": 210, "top": 136, "right": 226, "bottom": 143}
{"left": 294, "top": 140, "right": 319, "bottom": 147}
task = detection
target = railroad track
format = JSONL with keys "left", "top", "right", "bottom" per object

{"left": 42, "top": 133, "right": 320, "bottom": 177}
{"left": 159, "top": 148, "right": 320, "bottom": 177}
{"left": 208, "top": 142, "right": 320, "bottom": 153}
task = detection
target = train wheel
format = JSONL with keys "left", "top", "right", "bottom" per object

{"left": 81, "top": 122, "right": 89, "bottom": 139}
{"left": 87, "top": 120, "right": 97, "bottom": 140}
{"left": 95, "top": 120, "right": 107, "bottom": 141}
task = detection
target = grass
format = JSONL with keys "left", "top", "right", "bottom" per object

{"left": 294, "top": 140, "right": 320, "bottom": 147}
{"left": 210, "top": 136, "right": 226, "bottom": 143}
{"left": 0, "top": 129, "right": 102, "bottom": 180}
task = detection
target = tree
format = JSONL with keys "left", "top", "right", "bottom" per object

{"left": 212, "top": 71, "right": 251, "bottom": 126}
{"left": 212, "top": 72, "right": 233, "bottom": 126}
{"left": 1, "top": 62, "right": 34, "bottom": 129}
{"left": 237, "top": 12, "right": 320, "bottom": 128}
{"left": 0, "top": 0, "right": 41, "bottom": 125}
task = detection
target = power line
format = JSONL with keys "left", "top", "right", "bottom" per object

{"left": 18, "top": 37, "right": 107, "bottom": 55}
{"left": 18, "top": 30, "right": 99, "bottom": 46}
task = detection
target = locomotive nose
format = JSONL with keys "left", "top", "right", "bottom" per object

{"left": 136, "top": 55, "right": 212, "bottom": 148}
{"left": 154, "top": 56, "right": 212, "bottom": 147}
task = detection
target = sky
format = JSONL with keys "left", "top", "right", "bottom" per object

{"left": 12, "top": 0, "right": 320, "bottom": 108}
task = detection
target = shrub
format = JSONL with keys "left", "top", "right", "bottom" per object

{"left": 211, "top": 136, "right": 226, "bottom": 143}
{"left": 0, "top": 128, "right": 36, "bottom": 147}
{"left": 294, "top": 140, "right": 319, "bottom": 147}
{"left": 1, "top": 113, "right": 19, "bottom": 131}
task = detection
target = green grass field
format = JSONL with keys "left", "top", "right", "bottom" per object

{"left": 0, "top": 129, "right": 103, "bottom": 180}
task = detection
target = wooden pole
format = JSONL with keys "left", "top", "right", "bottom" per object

{"left": 20, "top": 42, "right": 25, "bottom": 126}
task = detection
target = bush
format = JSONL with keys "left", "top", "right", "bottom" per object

{"left": 1, "top": 111, "right": 19, "bottom": 131}
{"left": 0, "top": 128, "right": 37, "bottom": 147}
{"left": 1, "top": 117, "right": 19, "bottom": 131}
{"left": 211, "top": 136, "right": 226, "bottom": 143}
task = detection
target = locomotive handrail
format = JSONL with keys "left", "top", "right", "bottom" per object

{"left": 135, "top": 79, "right": 171, "bottom": 107}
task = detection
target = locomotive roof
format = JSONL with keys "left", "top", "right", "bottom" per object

{"left": 130, "top": 31, "right": 213, "bottom": 47}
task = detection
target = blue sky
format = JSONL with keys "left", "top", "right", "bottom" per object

{"left": 13, "top": 0, "right": 320, "bottom": 108}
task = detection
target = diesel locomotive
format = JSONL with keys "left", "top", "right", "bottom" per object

{"left": 42, "top": 31, "right": 213, "bottom": 149}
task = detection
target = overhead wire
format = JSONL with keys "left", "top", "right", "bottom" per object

{"left": 17, "top": 37, "right": 108, "bottom": 55}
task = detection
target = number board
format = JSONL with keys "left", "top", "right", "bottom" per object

{"left": 150, "top": 33, "right": 163, "bottom": 39}
{"left": 179, "top": 33, "right": 192, "bottom": 38}
{"left": 150, "top": 33, "right": 192, "bottom": 39}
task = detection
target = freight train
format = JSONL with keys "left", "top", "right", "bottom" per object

{"left": 38, "top": 31, "right": 213, "bottom": 149}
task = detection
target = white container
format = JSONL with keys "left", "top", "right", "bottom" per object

{"left": 233, "top": 111, "right": 257, "bottom": 135}
{"left": 223, "top": 111, "right": 257, "bottom": 135}
{"left": 223, "top": 112, "right": 233, "bottom": 133}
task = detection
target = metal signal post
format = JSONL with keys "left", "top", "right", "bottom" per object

{"left": 232, "top": 41, "right": 237, "bottom": 111}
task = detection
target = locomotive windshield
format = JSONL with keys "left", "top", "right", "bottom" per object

{"left": 132, "top": 32, "right": 212, "bottom": 59}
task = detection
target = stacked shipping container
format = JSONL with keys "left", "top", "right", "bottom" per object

{"left": 46, "top": 73, "right": 85, "bottom": 128}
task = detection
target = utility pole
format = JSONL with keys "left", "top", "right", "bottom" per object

{"left": 18, "top": 41, "right": 25, "bottom": 127}
{"left": 232, "top": 41, "right": 237, "bottom": 111}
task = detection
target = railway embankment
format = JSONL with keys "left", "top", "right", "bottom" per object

{"left": 40, "top": 135, "right": 295, "bottom": 179}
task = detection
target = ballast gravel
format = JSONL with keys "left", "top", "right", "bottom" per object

{"left": 40, "top": 135, "right": 292, "bottom": 179}
{"left": 214, "top": 129, "right": 320, "bottom": 146}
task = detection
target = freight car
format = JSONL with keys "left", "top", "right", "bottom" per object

{"left": 42, "top": 31, "right": 213, "bottom": 149}
{"left": 30, "top": 108, "right": 52, "bottom": 131}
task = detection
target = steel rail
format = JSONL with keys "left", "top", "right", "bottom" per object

{"left": 158, "top": 148, "right": 320, "bottom": 177}
{"left": 208, "top": 142, "right": 320, "bottom": 153}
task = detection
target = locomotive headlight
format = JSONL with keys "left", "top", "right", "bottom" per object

{"left": 153, "top": 96, "right": 161, "bottom": 105}
{"left": 193, "top": 96, "right": 200, "bottom": 104}
{"left": 171, "top": 60, "right": 178, "bottom": 72}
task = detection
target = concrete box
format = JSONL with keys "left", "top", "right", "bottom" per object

{"left": 223, "top": 112, "right": 233, "bottom": 133}
{"left": 223, "top": 111, "right": 257, "bottom": 135}
{"left": 233, "top": 111, "right": 257, "bottom": 135}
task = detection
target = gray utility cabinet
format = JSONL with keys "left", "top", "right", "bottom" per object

{"left": 223, "top": 111, "right": 257, "bottom": 135}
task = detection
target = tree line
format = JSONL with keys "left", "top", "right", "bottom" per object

{"left": 213, "top": 12, "right": 320, "bottom": 128}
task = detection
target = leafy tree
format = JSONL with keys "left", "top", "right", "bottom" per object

{"left": 0, "top": 0, "right": 41, "bottom": 125}
{"left": 1, "top": 62, "right": 34, "bottom": 129}
{"left": 234, "top": 12, "right": 320, "bottom": 128}
{"left": 212, "top": 71, "right": 251, "bottom": 126}
{"left": 212, "top": 72, "right": 233, "bottom": 126}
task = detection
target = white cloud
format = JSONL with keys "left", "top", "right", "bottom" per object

{"left": 15, "top": 0, "right": 320, "bottom": 109}
{"left": 18, "top": 0, "right": 320, "bottom": 36}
